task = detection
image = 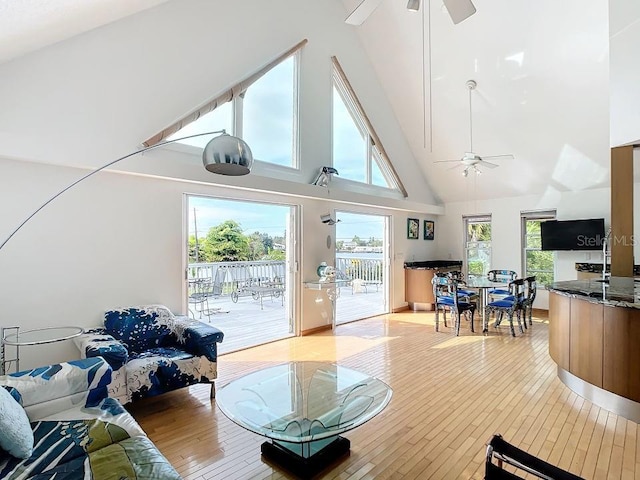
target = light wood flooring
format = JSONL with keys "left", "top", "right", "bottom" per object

{"left": 128, "top": 310, "right": 640, "bottom": 479}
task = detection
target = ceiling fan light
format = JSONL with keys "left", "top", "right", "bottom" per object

{"left": 407, "top": 0, "right": 420, "bottom": 12}
{"left": 462, "top": 168, "right": 469, "bottom": 177}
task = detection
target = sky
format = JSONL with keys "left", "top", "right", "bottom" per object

{"left": 188, "top": 196, "right": 385, "bottom": 242}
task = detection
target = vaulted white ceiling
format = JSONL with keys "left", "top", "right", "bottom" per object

{"left": 342, "top": 0, "right": 612, "bottom": 203}
{"left": 0, "top": 0, "right": 170, "bottom": 64}
{"left": 0, "top": 0, "right": 630, "bottom": 204}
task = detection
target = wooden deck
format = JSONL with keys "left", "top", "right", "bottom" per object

{"left": 191, "top": 287, "right": 386, "bottom": 354}
{"left": 129, "top": 309, "right": 640, "bottom": 479}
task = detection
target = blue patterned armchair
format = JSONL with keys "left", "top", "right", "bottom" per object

{"left": 74, "top": 305, "right": 223, "bottom": 404}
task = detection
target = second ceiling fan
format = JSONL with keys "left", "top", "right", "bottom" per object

{"left": 345, "top": 0, "right": 476, "bottom": 26}
{"left": 435, "top": 80, "right": 515, "bottom": 176}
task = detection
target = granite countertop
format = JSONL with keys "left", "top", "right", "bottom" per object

{"left": 548, "top": 277, "right": 640, "bottom": 308}
{"left": 575, "top": 262, "right": 640, "bottom": 275}
{"left": 404, "top": 260, "right": 463, "bottom": 269}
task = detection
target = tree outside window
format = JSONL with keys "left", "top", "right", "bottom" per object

{"left": 465, "top": 217, "right": 491, "bottom": 276}
{"left": 523, "top": 216, "right": 555, "bottom": 286}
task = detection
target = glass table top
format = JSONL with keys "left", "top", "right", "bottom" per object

{"left": 217, "top": 362, "right": 392, "bottom": 444}
{"left": 3, "top": 326, "right": 85, "bottom": 346}
{"left": 464, "top": 277, "right": 508, "bottom": 288}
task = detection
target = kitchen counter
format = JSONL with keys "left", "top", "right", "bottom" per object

{"left": 404, "top": 260, "right": 462, "bottom": 269}
{"left": 547, "top": 277, "right": 640, "bottom": 308}
{"left": 575, "top": 262, "right": 640, "bottom": 275}
{"left": 548, "top": 276, "right": 640, "bottom": 422}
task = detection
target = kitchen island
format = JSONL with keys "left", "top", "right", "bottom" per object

{"left": 548, "top": 277, "right": 640, "bottom": 422}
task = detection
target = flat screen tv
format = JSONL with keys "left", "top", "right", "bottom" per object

{"left": 540, "top": 218, "right": 605, "bottom": 251}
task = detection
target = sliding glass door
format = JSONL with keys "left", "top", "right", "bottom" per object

{"left": 334, "top": 211, "right": 389, "bottom": 325}
{"left": 185, "top": 195, "right": 297, "bottom": 354}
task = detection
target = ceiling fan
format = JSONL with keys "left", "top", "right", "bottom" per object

{"left": 435, "top": 80, "right": 515, "bottom": 176}
{"left": 345, "top": 0, "right": 476, "bottom": 26}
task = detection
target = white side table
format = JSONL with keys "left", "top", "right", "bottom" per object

{"left": 1, "top": 326, "right": 85, "bottom": 374}
{"left": 304, "top": 280, "right": 351, "bottom": 329}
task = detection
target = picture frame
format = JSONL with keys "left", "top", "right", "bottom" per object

{"left": 424, "top": 220, "right": 435, "bottom": 240}
{"left": 407, "top": 218, "right": 419, "bottom": 239}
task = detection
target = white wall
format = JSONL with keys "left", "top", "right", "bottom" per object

{"left": 0, "top": 157, "right": 440, "bottom": 369}
{"left": 0, "top": 0, "right": 445, "bottom": 369}
{"left": 610, "top": 0, "right": 640, "bottom": 146}
{"left": 0, "top": 0, "right": 436, "bottom": 205}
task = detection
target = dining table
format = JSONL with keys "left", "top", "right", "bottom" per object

{"left": 464, "top": 276, "right": 510, "bottom": 332}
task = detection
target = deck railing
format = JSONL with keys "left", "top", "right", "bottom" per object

{"left": 336, "top": 256, "right": 384, "bottom": 284}
{"left": 189, "top": 256, "right": 384, "bottom": 297}
{"left": 188, "top": 260, "right": 286, "bottom": 295}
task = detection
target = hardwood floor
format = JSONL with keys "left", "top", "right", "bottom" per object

{"left": 128, "top": 310, "right": 640, "bottom": 479}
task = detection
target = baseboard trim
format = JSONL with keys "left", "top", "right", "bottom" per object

{"left": 558, "top": 366, "right": 640, "bottom": 423}
{"left": 301, "top": 325, "right": 332, "bottom": 336}
{"left": 532, "top": 308, "right": 548, "bottom": 317}
{"left": 393, "top": 306, "right": 411, "bottom": 313}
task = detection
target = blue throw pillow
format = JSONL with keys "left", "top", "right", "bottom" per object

{"left": 0, "top": 386, "right": 33, "bottom": 459}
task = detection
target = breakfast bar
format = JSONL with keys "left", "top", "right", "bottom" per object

{"left": 548, "top": 277, "right": 640, "bottom": 422}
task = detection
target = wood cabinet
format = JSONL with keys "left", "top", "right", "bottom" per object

{"left": 405, "top": 267, "right": 458, "bottom": 310}
{"left": 548, "top": 292, "right": 571, "bottom": 370}
{"left": 549, "top": 291, "right": 640, "bottom": 404}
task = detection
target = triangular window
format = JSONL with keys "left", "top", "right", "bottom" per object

{"left": 332, "top": 57, "right": 407, "bottom": 196}
{"left": 146, "top": 40, "right": 305, "bottom": 170}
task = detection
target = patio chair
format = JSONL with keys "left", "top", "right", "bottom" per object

{"left": 485, "top": 434, "right": 584, "bottom": 479}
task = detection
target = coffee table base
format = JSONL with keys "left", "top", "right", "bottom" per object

{"left": 261, "top": 436, "right": 350, "bottom": 478}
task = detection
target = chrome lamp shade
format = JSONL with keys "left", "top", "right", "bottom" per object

{"left": 203, "top": 133, "right": 254, "bottom": 176}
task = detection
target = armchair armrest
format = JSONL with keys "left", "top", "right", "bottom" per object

{"left": 0, "top": 357, "right": 112, "bottom": 419}
{"left": 74, "top": 329, "right": 129, "bottom": 371}
{"left": 171, "top": 315, "right": 224, "bottom": 362}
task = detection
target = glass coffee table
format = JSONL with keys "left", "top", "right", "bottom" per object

{"left": 217, "top": 362, "right": 392, "bottom": 478}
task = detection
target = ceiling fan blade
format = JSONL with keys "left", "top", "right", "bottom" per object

{"left": 477, "top": 160, "right": 499, "bottom": 169}
{"left": 481, "top": 154, "right": 515, "bottom": 161}
{"left": 442, "top": 0, "right": 476, "bottom": 24}
{"left": 434, "top": 159, "right": 462, "bottom": 163}
{"left": 345, "top": 0, "right": 384, "bottom": 25}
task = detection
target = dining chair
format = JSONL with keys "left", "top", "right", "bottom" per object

{"left": 487, "top": 270, "right": 517, "bottom": 300}
{"left": 432, "top": 272, "right": 452, "bottom": 329}
{"left": 521, "top": 276, "right": 537, "bottom": 327}
{"left": 432, "top": 275, "right": 476, "bottom": 335}
{"left": 447, "top": 271, "right": 479, "bottom": 301}
{"left": 486, "top": 278, "right": 526, "bottom": 337}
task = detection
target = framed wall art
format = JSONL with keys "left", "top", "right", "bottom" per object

{"left": 407, "top": 218, "right": 419, "bottom": 239}
{"left": 424, "top": 220, "right": 434, "bottom": 240}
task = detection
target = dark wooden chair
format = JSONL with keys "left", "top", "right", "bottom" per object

{"left": 485, "top": 434, "right": 584, "bottom": 479}
{"left": 432, "top": 275, "right": 476, "bottom": 335}
{"left": 486, "top": 278, "right": 526, "bottom": 336}
{"left": 521, "top": 276, "right": 537, "bottom": 328}
{"left": 487, "top": 269, "right": 517, "bottom": 300}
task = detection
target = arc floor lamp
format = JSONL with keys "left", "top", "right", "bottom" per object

{"left": 0, "top": 130, "right": 253, "bottom": 252}
{"left": 0, "top": 130, "right": 253, "bottom": 374}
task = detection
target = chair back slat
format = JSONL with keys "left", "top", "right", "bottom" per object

{"left": 488, "top": 269, "right": 517, "bottom": 283}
